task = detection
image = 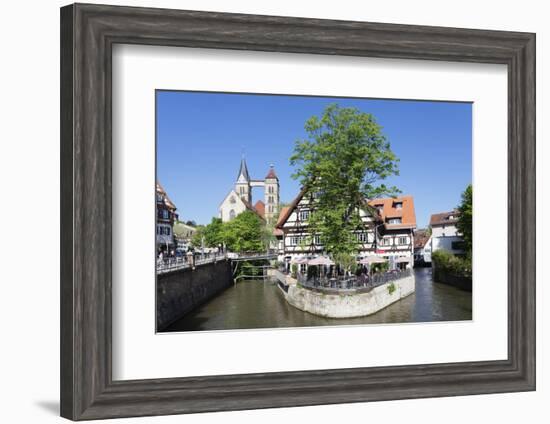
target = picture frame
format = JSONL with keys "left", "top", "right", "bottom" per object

{"left": 60, "top": 3, "right": 535, "bottom": 421}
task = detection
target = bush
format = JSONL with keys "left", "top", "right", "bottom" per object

{"left": 372, "top": 262, "right": 389, "bottom": 273}
{"left": 432, "top": 250, "right": 471, "bottom": 278}
{"left": 291, "top": 263, "right": 298, "bottom": 278}
{"left": 388, "top": 282, "right": 396, "bottom": 295}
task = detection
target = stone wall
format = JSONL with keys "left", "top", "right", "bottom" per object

{"left": 285, "top": 275, "right": 415, "bottom": 318}
{"left": 432, "top": 264, "right": 472, "bottom": 292}
{"left": 157, "top": 260, "right": 233, "bottom": 330}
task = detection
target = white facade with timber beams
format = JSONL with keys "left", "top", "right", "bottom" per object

{"left": 275, "top": 189, "right": 417, "bottom": 267}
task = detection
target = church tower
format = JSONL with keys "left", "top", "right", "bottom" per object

{"left": 235, "top": 156, "right": 252, "bottom": 204}
{"left": 264, "top": 164, "right": 280, "bottom": 224}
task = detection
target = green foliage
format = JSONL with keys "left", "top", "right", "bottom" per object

{"left": 222, "top": 211, "right": 265, "bottom": 253}
{"left": 191, "top": 217, "right": 225, "bottom": 248}
{"left": 291, "top": 263, "right": 298, "bottom": 278}
{"left": 191, "top": 212, "right": 266, "bottom": 253}
{"left": 387, "top": 282, "right": 396, "bottom": 295}
{"left": 289, "top": 104, "right": 400, "bottom": 263}
{"left": 371, "top": 262, "right": 389, "bottom": 273}
{"left": 238, "top": 260, "right": 263, "bottom": 277}
{"left": 456, "top": 184, "right": 473, "bottom": 256}
{"left": 333, "top": 252, "right": 357, "bottom": 274}
{"left": 432, "top": 250, "right": 471, "bottom": 278}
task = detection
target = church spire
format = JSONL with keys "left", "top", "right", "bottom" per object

{"left": 236, "top": 155, "right": 250, "bottom": 183}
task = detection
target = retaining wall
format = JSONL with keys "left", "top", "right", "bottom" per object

{"left": 285, "top": 275, "right": 415, "bottom": 318}
{"left": 157, "top": 260, "right": 233, "bottom": 330}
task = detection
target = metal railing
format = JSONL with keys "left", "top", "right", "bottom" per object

{"left": 297, "top": 268, "right": 412, "bottom": 294}
{"left": 156, "top": 251, "right": 277, "bottom": 273}
{"left": 156, "top": 252, "right": 228, "bottom": 274}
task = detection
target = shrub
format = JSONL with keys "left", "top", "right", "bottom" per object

{"left": 432, "top": 250, "right": 471, "bottom": 278}
{"left": 291, "top": 263, "right": 298, "bottom": 278}
{"left": 388, "top": 282, "right": 396, "bottom": 295}
{"left": 372, "top": 262, "right": 389, "bottom": 273}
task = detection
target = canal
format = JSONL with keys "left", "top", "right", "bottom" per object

{"left": 162, "top": 267, "right": 472, "bottom": 332}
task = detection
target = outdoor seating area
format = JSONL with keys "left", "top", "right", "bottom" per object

{"left": 297, "top": 268, "right": 412, "bottom": 294}
{"left": 282, "top": 255, "right": 412, "bottom": 294}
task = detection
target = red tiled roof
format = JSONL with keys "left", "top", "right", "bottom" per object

{"left": 242, "top": 198, "right": 266, "bottom": 222}
{"left": 254, "top": 200, "right": 265, "bottom": 218}
{"left": 265, "top": 166, "right": 278, "bottom": 179}
{"left": 430, "top": 210, "right": 460, "bottom": 226}
{"left": 368, "top": 195, "right": 416, "bottom": 229}
{"left": 414, "top": 229, "right": 430, "bottom": 248}
{"left": 276, "top": 206, "right": 291, "bottom": 228}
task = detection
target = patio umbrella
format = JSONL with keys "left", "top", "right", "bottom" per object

{"left": 308, "top": 256, "right": 334, "bottom": 266}
{"left": 395, "top": 257, "right": 410, "bottom": 263}
{"left": 291, "top": 257, "right": 308, "bottom": 264}
{"left": 359, "top": 255, "right": 387, "bottom": 265}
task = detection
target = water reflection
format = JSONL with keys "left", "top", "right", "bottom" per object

{"left": 162, "top": 267, "right": 472, "bottom": 332}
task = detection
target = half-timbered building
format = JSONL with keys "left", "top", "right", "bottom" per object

{"left": 156, "top": 182, "right": 178, "bottom": 253}
{"left": 275, "top": 189, "right": 416, "bottom": 268}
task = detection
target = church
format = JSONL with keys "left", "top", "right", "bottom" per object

{"left": 219, "top": 157, "right": 280, "bottom": 225}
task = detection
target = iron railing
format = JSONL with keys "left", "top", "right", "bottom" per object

{"left": 156, "top": 252, "right": 228, "bottom": 274}
{"left": 297, "top": 268, "right": 412, "bottom": 294}
{"left": 156, "top": 251, "right": 276, "bottom": 273}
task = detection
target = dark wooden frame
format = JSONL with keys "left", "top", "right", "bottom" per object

{"left": 60, "top": 3, "right": 536, "bottom": 421}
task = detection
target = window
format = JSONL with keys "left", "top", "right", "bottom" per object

{"left": 397, "top": 236, "right": 408, "bottom": 245}
{"left": 379, "top": 238, "right": 392, "bottom": 246}
{"left": 387, "top": 218, "right": 402, "bottom": 224}
{"left": 162, "top": 209, "right": 169, "bottom": 219}
{"left": 299, "top": 210, "right": 310, "bottom": 221}
{"left": 268, "top": 205, "right": 273, "bottom": 213}
{"left": 156, "top": 194, "right": 163, "bottom": 202}
{"left": 229, "top": 209, "right": 235, "bottom": 220}
{"left": 289, "top": 236, "right": 305, "bottom": 246}
{"left": 229, "top": 196, "right": 236, "bottom": 204}
{"left": 356, "top": 232, "right": 368, "bottom": 242}
{"left": 394, "top": 202, "right": 403, "bottom": 209}
{"left": 268, "top": 186, "right": 274, "bottom": 194}
{"left": 451, "top": 241, "right": 465, "bottom": 250}
{"left": 313, "top": 235, "right": 321, "bottom": 245}
{"left": 269, "top": 196, "right": 274, "bottom": 203}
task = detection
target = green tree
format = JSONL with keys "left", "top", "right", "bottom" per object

{"left": 191, "top": 218, "right": 224, "bottom": 248}
{"left": 290, "top": 104, "right": 400, "bottom": 264}
{"left": 456, "top": 184, "right": 473, "bottom": 256}
{"left": 222, "top": 211, "right": 265, "bottom": 253}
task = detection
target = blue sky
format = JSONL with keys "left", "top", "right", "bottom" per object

{"left": 157, "top": 91, "right": 472, "bottom": 228}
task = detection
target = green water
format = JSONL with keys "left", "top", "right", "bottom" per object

{"left": 162, "top": 267, "right": 472, "bottom": 332}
